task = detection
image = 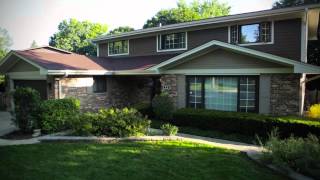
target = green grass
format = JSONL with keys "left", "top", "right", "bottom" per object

{"left": 0, "top": 141, "right": 287, "bottom": 180}
{"left": 151, "top": 119, "right": 257, "bottom": 144}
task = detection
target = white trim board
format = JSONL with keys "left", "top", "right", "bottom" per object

{"left": 148, "top": 40, "right": 320, "bottom": 74}
{"left": 92, "top": 4, "right": 320, "bottom": 42}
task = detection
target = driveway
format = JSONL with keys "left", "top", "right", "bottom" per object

{"left": 0, "top": 111, "right": 16, "bottom": 136}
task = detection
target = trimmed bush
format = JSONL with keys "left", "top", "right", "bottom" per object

{"left": 152, "top": 93, "right": 174, "bottom": 121}
{"left": 307, "top": 104, "right": 320, "bottom": 119}
{"left": 132, "top": 103, "right": 153, "bottom": 118}
{"left": 71, "top": 108, "right": 151, "bottom": 137}
{"left": 161, "top": 123, "right": 178, "bottom": 136}
{"left": 172, "top": 108, "right": 320, "bottom": 138}
{"left": 262, "top": 130, "right": 320, "bottom": 179}
{"left": 39, "top": 98, "right": 80, "bottom": 133}
{"left": 12, "top": 87, "right": 41, "bottom": 132}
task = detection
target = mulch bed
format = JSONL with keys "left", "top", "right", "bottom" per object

{"left": 0, "top": 130, "right": 34, "bottom": 140}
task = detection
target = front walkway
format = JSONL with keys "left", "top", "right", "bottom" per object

{"left": 0, "top": 111, "right": 16, "bottom": 136}
{"left": 0, "top": 128, "right": 263, "bottom": 154}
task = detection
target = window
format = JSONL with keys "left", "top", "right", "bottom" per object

{"left": 108, "top": 40, "right": 129, "bottom": 56}
{"left": 239, "top": 77, "right": 257, "bottom": 112}
{"left": 205, "top": 77, "right": 238, "bottom": 111}
{"left": 230, "top": 22, "right": 272, "bottom": 45}
{"left": 187, "top": 77, "right": 203, "bottom": 108}
{"left": 93, "top": 76, "right": 106, "bottom": 93}
{"left": 157, "top": 32, "right": 187, "bottom": 51}
{"left": 187, "top": 76, "right": 258, "bottom": 112}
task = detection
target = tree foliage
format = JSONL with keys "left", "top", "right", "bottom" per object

{"left": 30, "top": 40, "right": 38, "bottom": 48}
{"left": 0, "top": 27, "right": 12, "bottom": 60}
{"left": 49, "top": 19, "right": 108, "bottom": 56}
{"left": 143, "top": 0, "right": 230, "bottom": 29}
{"left": 273, "top": 0, "right": 320, "bottom": 9}
{"left": 108, "top": 26, "right": 134, "bottom": 35}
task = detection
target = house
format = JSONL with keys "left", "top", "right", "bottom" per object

{"left": 1, "top": 5, "right": 320, "bottom": 115}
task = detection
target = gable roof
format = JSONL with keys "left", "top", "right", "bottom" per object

{"left": 92, "top": 4, "right": 320, "bottom": 42}
{"left": 148, "top": 40, "right": 320, "bottom": 74}
{"left": 0, "top": 46, "right": 178, "bottom": 75}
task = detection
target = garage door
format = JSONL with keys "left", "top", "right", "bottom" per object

{"left": 14, "top": 80, "right": 47, "bottom": 99}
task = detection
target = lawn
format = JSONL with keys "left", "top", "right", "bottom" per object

{"left": 0, "top": 141, "right": 287, "bottom": 180}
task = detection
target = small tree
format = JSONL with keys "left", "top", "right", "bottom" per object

{"left": 152, "top": 93, "right": 174, "bottom": 121}
{"left": 12, "top": 87, "right": 41, "bottom": 133}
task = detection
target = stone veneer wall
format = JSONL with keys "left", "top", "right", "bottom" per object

{"left": 160, "top": 75, "right": 178, "bottom": 106}
{"left": 49, "top": 75, "right": 154, "bottom": 111}
{"left": 59, "top": 76, "right": 109, "bottom": 111}
{"left": 107, "top": 76, "right": 154, "bottom": 107}
{"left": 270, "top": 74, "right": 301, "bottom": 115}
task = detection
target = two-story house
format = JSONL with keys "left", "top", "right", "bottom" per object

{"left": 1, "top": 4, "right": 320, "bottom": 115}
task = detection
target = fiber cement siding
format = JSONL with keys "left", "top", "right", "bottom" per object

{"left": 246, "top": 18, "right": 301, "bottom": 61}
{"left": 8, "top": 60, "right": 39, "bottom": 72}
{"left": 259, "top": 75, "right": 271, "bottom": 114}
{"left": 171, "top": 49, "right": 286, "bottom": 70}
{"left": 99, "top": 18, "right": 301, "bottom": 60}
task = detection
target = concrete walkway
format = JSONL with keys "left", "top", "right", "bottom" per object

{"left": 0, "top": 128, "right": 263, "bottom": 154}
{"left": 0, "top": 111, "right": 17, "bottom": 136}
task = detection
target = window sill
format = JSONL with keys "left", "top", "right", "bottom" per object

{"left": 238, "top": 42, "right": 273, "bottom": 46}
{"left": 157, "top": 48, "right": 187, "bottom": 52}
{"left": 108, "top": 53, "right": 129, "bottom": 57}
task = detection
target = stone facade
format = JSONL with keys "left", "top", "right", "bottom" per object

{"left": 160, "top": 75, "right": 178, "bottom": 106}
{"left": 59, "top": 76, "right": 109, "bottom": 111}
{"left": 270, "top": 74, "right": 301, "bottom": 115}
{"left": 49, "top": 75, "right": 154, "bottom": 111}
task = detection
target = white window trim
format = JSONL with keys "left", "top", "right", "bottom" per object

{"left": 228, "top": 21, "right": 274, "bottom": 46}
{"left": 107, "top": 40, "right": 130, "bottom": 57}
{"left": 97, "top": 44, "right": 100, "bottom": 57}
{"left": 157, "top": 32, "right": 188, "bottom": 52}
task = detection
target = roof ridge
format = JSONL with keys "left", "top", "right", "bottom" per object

{"left": 18, "top": 46, "right": 73, "bottom": 54}
{"left": 92, "top": 3, "right": 320, "bottom": 42}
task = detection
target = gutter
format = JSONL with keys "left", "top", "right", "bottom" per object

{"left": 92, "top": 4, "right": 320, "bottom": 42}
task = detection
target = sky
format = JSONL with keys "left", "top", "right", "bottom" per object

{"left": 0, "top": 0, "right": 276, "bottom": 50}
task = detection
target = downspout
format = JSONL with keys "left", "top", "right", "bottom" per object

{"left": 299, "top": 8, "right": 309, "bottom": 115}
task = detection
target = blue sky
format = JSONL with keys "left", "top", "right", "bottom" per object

{"left": 0, "top": 0, "right": 276, "bottom": 50}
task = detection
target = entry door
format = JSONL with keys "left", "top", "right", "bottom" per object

{"left": 187, "top": 77, "right": 203, "bottom": 108}
{"left": 14, "top": 80, "right": 47, "bottom": 100}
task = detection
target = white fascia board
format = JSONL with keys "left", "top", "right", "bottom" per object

{"left": 148, "top": 40, "right": 320, "bottom": 74}
{"left": 0, "top": 51, "right": 48, "bottom": 74}
{"left": 47, "top": 70, "right": 111, "bottom": 75}
{"left": 162, "top": 68, "right": 293, "bottom": 75}
{"left": 92, "top": 4, "right": 320, "bottom": 42}
{"left": 113, "top": 70, "right": 158, "bottom": 75}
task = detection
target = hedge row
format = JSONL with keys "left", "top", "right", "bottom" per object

{"left": 172, "top": 108, "right": 320, "bottom": 138}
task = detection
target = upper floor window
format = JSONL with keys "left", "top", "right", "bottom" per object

{"left": 230, "top": 22, "right": 272, "bottom": 45}
{"left": 108, "top": 40, "right": 129, "bottom": 56}
{"left": 157, "top": 32, "right": 187, "bottom": 51}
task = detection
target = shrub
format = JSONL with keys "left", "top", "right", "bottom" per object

{"left": 161, "top": 123, "right": 178, "bottom": 136}
{"left": 39, "top": 98, "right": 80, "bottom": 133}
{"left": 152, "top": 93, "right": 174, "bottom": 121}
{"left": 132, "top": 103, "right": 153, "bottom": 118}
{"left": 262, "top": 130, "right": 320, "bottom": 178}
{"left": 172, "top": 108, "right": 320, "bottom": 138}
{"left": 12, "top": 87, "right": 41, "bottom": 133}
{"left": 70, "top": 113, "right": 96, "bottom": 136}
{"left": 71, "top": 108, "right": 151, "bottom": 137}
{"left": 307, "top": 104, "right": 320, "bottom": 119}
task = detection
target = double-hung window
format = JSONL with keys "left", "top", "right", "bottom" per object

{"left": 230, "top": 22, "right": 272, "bottom": 45}
{"left": 187, "top": 76, "right": 258, "bottom": 113}
{"left": 108, "top": 40, "right": 129, "bottom": 56}
{"left": 157, "top": 32, "right": 187, "bottom": 51}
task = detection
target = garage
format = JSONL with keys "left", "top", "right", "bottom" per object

{"left": 13, "top": 80, "right": 48, "bottom": 99}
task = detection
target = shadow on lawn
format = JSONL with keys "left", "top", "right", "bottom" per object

{"left": 0, "top": 142, "right": 288, "bottom": 180}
